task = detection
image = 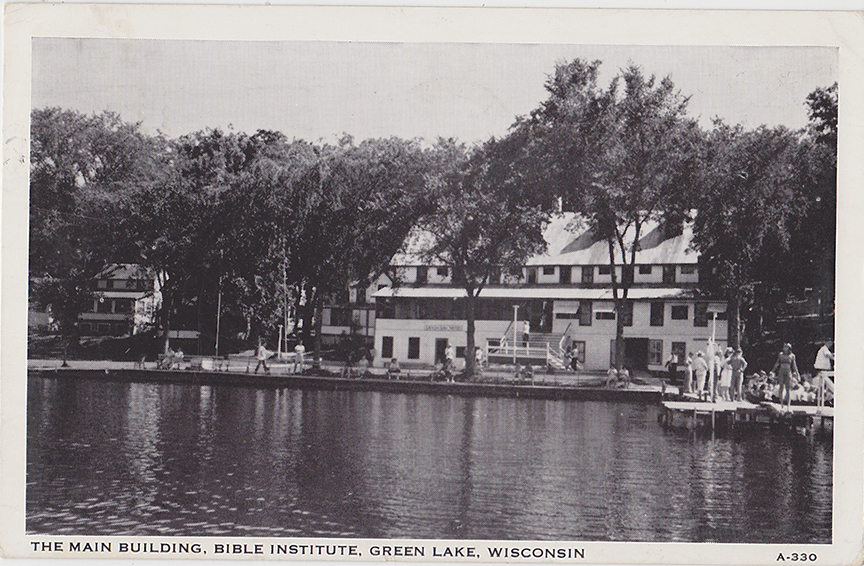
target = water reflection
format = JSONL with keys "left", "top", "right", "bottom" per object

{"left": 27, "top": 376, "right": 831, "bottom": 542}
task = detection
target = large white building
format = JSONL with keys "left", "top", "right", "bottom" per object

{"left": 372, "top": 214, "right": 727, "bottom": 372}
{"left": 78, "top": 264, "right": 161, "bottom": 336}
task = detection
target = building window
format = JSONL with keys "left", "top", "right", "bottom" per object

{"left": 672, "top": 341, "right": 687, "bottom": 362}
{"left": 622, "top": 265, "right": 634, "bottom": 285}
{"left": 416, "top": 266, "right": 428, "bottom": 285}
{"left": 596, "top": 311, "right": 615, "bottom": 321}
{"left": 381, "top": 336, "right": 394, "bottom": 359}
{"left": 456, "top": 346, "right": 466, "bottom": 359}
{"left": 680, "top": 265, "right": 696, "bottom": 275}
{"left": 581, "top": 266, "right": 594, "bottom": 284}
{"left": 648, "top": 339, "right": 663, "bottom": 365}
{"left": 571, "top": 340, "right": 586, "bottom": 364}
{"left": 579, "top": 301, "right": 593, "bottom": 326}
{"left": 437, "top": 266, "right": 449, "bottom": 277}
{"left": 556, "top": 312, "right": 579, "bottom": 319}
{"left": 621, "top": 301, "right": 633, "bottom": 327}
{"left": 559, "top": 266, "right": 571, "bottom": 284}
{"left": 639, "top": 265, "right": 652, "bottom": 275}
{"left": 598, "top": 265, "right": 611, "bottom": 275}
{"left": 488, "top": 267, "right": 501, "bottom": 285}
{"left": 527, "top": 267, "right": 537, "bottom": 285}
{"left": 671, "top": 305, "right": 689, "bottom": 320}
{"left": 650, "top": 301, "right": 664, "bottom": 326}
{"left": 97, "top": 280, "right": 108, "bottom": 289}
{"left": 330, "top": 307, "right": 351, "bottom": 327}
{"left": 542, "top": 266, "right": 555, "bottom": 275}
{"left": 356, "top": 287, "right": 367, "bottom": 305}
{"left": 663, "top": 265, "right": 676, "bottom": 284}
{"left": 114, "top": 299, "right": 132, "bottom": 314}
{"left": 96, "top": 299, "right": 112, "bottom": 314}
{"left": 376, "top": 299, "right": 395, "bottom": 319}
{"left": 694, "top": 302, "right": 708, "bottom": 327}
{"left": 408, "top": 337, "right": 420, "bottom": 359}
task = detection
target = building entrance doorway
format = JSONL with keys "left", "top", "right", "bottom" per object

{"left": 435, "top": 338, "right": 448, "bottom": 364}
{"left": 624, "top": 338, "right": 649, "bottom": 371}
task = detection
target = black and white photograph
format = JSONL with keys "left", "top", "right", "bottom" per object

{"left": 3, "top": 5, "right": 863, "bottom": 564}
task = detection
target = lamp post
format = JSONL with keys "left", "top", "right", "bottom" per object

{"left": 512, "top": 305, "right": 519, "bottom": 365}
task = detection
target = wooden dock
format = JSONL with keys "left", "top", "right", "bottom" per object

{"left": 660, "top": 398, "right": 833, "bottom": 435}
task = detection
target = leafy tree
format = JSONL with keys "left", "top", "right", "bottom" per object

{"left": 420, "top": 138, "right": 549, "bottom": 378}
{"left": 525, "top": 60, "right": 701, "bottom": 369}
{"left": 691, "top": 123, "right": 804, "bottom": 349}
{"left": 29, "top": 108, "right": 161, "bottom": 358}
{"left": 290, "top": 137, "right": 432, "bottom": 367}
{"left": 122, "top": 128, "right": 256, "bottom": 353}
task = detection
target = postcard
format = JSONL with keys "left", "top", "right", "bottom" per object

{"left": 3, "top": 5, "right": 863, "bottom": 565}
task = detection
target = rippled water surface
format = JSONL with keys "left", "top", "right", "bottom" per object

{"left": 27, "top": 376, "right": 832, "bottom": 542}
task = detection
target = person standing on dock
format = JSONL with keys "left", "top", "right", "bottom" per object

{"left": 772, "top": 343, "right": 800, "bottom": 409}
{"left": 255, "top": 339, "right": 271, "bottom": 375}
{"left": 730, "top": 348, "right": 748, "bottom": 401}
{"left": 693, "top": 351, "right": 708, "bottom": 400}
{"left": 293, "top": 341, "right": 306, "bottom": 374}
{"left": 665, "top": 352, "right": 679, "bottom": 385}
{"left": 814, "top": 339, "right": 834, "bottom": 380}
{"left": 719, "top": 347, "right": 734, "bottom": 401}
{"left": 684, "top": 353, "right": 694, "bottom": 394}
{"left": 522, "top": 319, "right": 530, "bottom": 348}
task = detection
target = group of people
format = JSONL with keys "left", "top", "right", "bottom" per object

{"left": 747, "top": 340, "right": 834, "bottom": 408}
{"left": 674, "top": 346, "right": 749, "bottom": 402}
{"left": 605, "top": 365, "right": 631, "bottom": 388}
{"left": 253, "top": 338, "right": 306, "bottom": 375}
{"left": 675, "top": 339, "right": 834, "bottom": 407}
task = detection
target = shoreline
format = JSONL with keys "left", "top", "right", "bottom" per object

{"left": 27, "top": 366, "right": 662, "bottom": 404}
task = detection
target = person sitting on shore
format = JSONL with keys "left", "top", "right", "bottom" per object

{"left": 619, "top": 366, "right": 631, "bottom": 389}
{"left": 606, "top": 366, "right": 618, "bottom": 388}
{"left": 387, "top": 358, "right": 401, "bottom": 380}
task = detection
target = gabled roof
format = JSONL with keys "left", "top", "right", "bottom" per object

{"left": 526, "top": 213, "right": 698, "bottom": 266}
{"left": 96, "top": 263, "right": 156, "bottom": 280}
{"left": 391, "top": 213, "right": 698, "bottom": 267}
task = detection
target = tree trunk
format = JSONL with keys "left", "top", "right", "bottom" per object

{"left": 313, "top": 293, "right": 323, "bottom": 369}
{"left": 465, "top": 293, "right": 476, "bottom": 380}
{"left": 161, "top": 288, "right": 173, "bottom": 355}
{"left": 728, "top": 289, "right": 741, "bottom": 350}
{"left": 615, "top": 299, "right": 626, "bottom": 371}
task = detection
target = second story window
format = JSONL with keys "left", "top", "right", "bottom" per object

{"left": 639, "top": 265, "right": 652, "bottom": 275}
{"left": 416, "top": 266, "right": 428, "bottom": 285}
{"left": 650, "top": 301, "right": 664, "bottom": 326}
{"left": 527, "top": 267, "right": 537, "bottom": 285}
{"left": 356, "top": 287, "right": 366, "bottom": 305}
{"left": 598, "top": 265, "right": 611, "bottom": 276}
{"left": 694, "top": 302, "right": 708, "bottom": 327}
{"left": 437, "top": 266, "right": 449, "bottom": 277}
{"left": 680, "top": 265, "right": 696, "bottom": 275}
{"left": 542, "top": 266, "right": 555, "bottom": 275}
{"left": 581, "top": 266, "right": 594, "bottom": 284}
{"left": 622, "top": 265, "right": 634, "bottom": 285}
{"left": 663, "top": 265, "right": 676, "bottom": 284}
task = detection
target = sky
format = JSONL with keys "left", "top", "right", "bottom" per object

{"left": 31, "top": 39, "right": 837, "bottom": 144}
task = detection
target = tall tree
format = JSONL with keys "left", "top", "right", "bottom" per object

{"left": 691, "top": 123, "right": 804, "bottom": 349}
{"left": 29, "top": 108, "right": 162, "bottom": 357}
{"left": 421, "top": 138, "right": 549, "bottom": 378}
{"left": 526, "top": 60, "right": 701, "bottom": 369}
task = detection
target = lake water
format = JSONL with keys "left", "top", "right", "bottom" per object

{"left": 26, "top": 375, "right": 832, "bottom": 542}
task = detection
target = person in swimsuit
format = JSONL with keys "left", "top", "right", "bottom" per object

{"left": 772, "top": 343, "right": 800, "bottom": 409}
